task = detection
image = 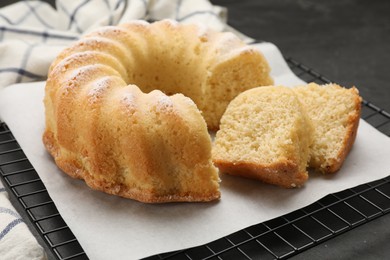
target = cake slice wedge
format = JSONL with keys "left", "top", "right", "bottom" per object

{"left": 212, "top": 86, "right": 314, "bottom": 188}
{"left": 293, "top": 83, "right": 362, "bottom": 173}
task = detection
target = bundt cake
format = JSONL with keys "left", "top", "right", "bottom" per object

{"left": 293, "top": 83, "right": 362, "bottom": 173}
{"left": 43, "top": 19, "right": 273, "bottom": 203}
{"left": 212, "top": 86, "right": 314, "bottom": 188}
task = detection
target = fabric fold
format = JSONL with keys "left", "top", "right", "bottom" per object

{"left": 0, "top": 187, "right": 46, "bottom": 260}
{"left": 0, "top": 0, "right": 231, "bottom": 258}
{"left": 0, "top": 0, "right": 229, "bottom": 89}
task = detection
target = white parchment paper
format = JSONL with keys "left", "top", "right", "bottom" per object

{"left": 0, "top": 43, "right": 389, "bottom": 259}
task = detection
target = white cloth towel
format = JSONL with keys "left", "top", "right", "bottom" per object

{"left": 1, "top": 1, "right": 390, "bottom": 259}
{"left": 0, "top": 0, "right": 229, "bottom": 258}
{"left": 0, "top": 0, "right": 229, "bottom": 89}
{"left": 0, "top": 186, "right": 46, "bottom": 260}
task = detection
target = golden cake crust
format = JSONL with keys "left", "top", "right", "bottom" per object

{"left": 43, "top": 19, "right": 273, "bottom": 203}
{"left": 326, "top": 87, "right": 361, "bottom": 173}
{"left": 212, "top": 159, "right": 308, "bottom": 188}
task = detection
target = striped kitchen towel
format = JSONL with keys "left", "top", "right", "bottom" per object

{"left": 0, "top": 0, "right": 230, "bottom": 89}
{"left": 0, "top": 0, "right": 234, "bottom": 258}
{"left": 0, "top": 184, "right": 46, "bottom": 260}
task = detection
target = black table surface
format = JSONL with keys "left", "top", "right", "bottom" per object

{"left": 211, "top": 1, "right": 390, "bottom": 259}
{"left": 1, "top": 0, "right": 389, "bottom": 259}
{"left": 212, "top": 0, "right": 390, "bottom": 114}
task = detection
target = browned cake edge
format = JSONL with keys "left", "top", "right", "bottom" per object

{"left": 213, "top": 159, "right": 308, "bottom": 188}
{"left": 43, "top": 130, "right": 221, "bottom": 203}
{"left": 322, "top": 86, "right": 362, "bottom": 174}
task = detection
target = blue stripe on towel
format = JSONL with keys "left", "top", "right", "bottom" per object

{"left": 175, "top": 0, "right": 183, "bottom": 20}
{"left": 23, "top": 1, "right": 55, "bottom": 29}
{"left": 0, "top": 2, "right": 54, "bottom": 29}
{"left": 0, "top": 68, "right": 46, "bottom": 80}
{"left": 103, "top": 0, "right": 114, "bottom": 25}
{"left": 0, "top": 26, "right": 79, "bottom": 40}
{"left": 177, "top": 10, "right": 221, "bottom": 22}
{"left": 67, "top": 0, "right": 90, "bottom": 33}
{"left": 0, "top": 219, "right": 23, "bottom": 241}
{"left": 114, "top": 0, "right": 126, "bottom": 10}
{"left": 15, "top": 43, "right": 37, "bottom": 84}
{"left": 0, "top": 206, "right": 21, "bottom": 218}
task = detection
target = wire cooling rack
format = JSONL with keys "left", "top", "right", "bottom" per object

{"left": 1, "top": 57, "right": 390, "bottom": 260}
{"left": 0, "top": 125, "right": 87, "bottom": 259}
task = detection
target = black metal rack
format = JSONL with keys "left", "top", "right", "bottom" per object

{"left": 0, "top": 124, "right": 87, "bottom": 259}
{"left": 1, "top": 57, "right": 389, "bottom": 260}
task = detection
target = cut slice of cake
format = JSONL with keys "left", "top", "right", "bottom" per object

{"left": 212, "top": 86, "right": 314, "bottom": 188}
{"left": 293, "top": 83, "right": 362, "bottom": 173}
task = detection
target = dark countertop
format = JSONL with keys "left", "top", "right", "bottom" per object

{"left": 212, "top": 0, "right": 390, "bottom": 259}
{"left": 1, "top": 0, "right": 389, "bottom": 259}
{"left": 212, "top": 0, "right": 390, "bottom": 114}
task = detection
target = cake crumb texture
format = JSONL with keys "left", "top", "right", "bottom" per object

{"left": 293, "top": 83, "right": 362, "bottom": 173}
{"left": 212, "top": 86, "right": 314, "bottom": 188}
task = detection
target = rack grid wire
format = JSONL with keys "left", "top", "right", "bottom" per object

{"left": 1, "top": 57, "right": 389, "bottom": 260}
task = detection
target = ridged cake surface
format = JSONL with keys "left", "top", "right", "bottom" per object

{"left": 43, "top": 19, "right": 273, "bottom": 202}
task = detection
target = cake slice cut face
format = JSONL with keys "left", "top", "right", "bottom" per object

{"left": 293, "top": 83, "right": 362, "bottom": 173}
{"left": 212, "top": 86, "right": 314, "bottom": 188}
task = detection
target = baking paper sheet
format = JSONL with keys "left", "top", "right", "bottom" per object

{"left": 1, "top": 43, "right": 389, "bottom": 259}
